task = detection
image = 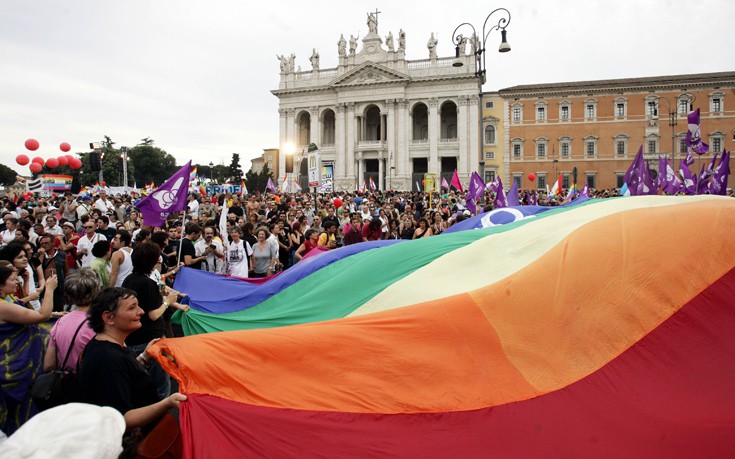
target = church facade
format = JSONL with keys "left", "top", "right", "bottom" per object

{"left": 272, "top": 14, "right": 483, "bottom": 191}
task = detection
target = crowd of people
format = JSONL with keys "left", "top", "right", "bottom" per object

{"left": 0, "top": 183, "right": 723, "bottom": 446}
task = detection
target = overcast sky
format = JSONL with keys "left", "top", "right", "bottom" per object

{"left": 2, "top": 0, "right": 733, "bottom": 176}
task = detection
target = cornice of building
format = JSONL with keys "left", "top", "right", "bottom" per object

{"left": 497, "top": 71, "right": 735, "bottom": 98}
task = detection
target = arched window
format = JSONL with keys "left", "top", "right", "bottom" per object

{"left": 484, "top": 125, "right": 496, "bottom": 145}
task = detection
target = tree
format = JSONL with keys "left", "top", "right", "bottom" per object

{"left": 128, "top": 145, "right": 178, "bottom": 185}
{"left": 0, "top": 164, "right": 18, "bottom": 186}
{"left": 244, "top": 164, "right": 274, "bottom": 193}
{"left": 229, "top": 153, "right": 243, "bottom": 182}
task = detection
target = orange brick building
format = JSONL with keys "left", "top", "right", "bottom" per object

{"left": 497, "top": 72, "right": 735, "bottom": 191}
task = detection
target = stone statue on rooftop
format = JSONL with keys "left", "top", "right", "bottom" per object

{"left": 427, "top": 32, "right": 438, "bottom": 59}
{"left": 386, "top": 31, "right": 395, "bottom": 52}
{"left": 338, "top": 34, "right": 346, "bottom": 58}
{"left": 398, "top": 29, "right": 406, "bottom": 52}
{"left": 349, "top": 35, "right": 358, "bottom": 56}
{"left": 310, "top": 49, "right": 320, "bottom": 70}
{"left": 367, "top": 12, "right": 378, "bottom": 34}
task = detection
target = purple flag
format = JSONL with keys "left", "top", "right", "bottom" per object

{"left": 492, "top": 178, "right": 508, "bottom": 208}
{"left": 136, "top": 161, "right": 192, "bottom": 227}
{"left": 506, "top": 180, "right": 520, "bottom": 206}
{"left": 709, "top": 150, "right": 731, "bottom": 195}
{"left": 685, "top": 108, "right": 709, "bottom": 155}
{"left": 624, "top": 146, "right": 647, "bottom": 195}
{"left": 697, "top": 154, "right": 719, "bottom": 194}
{"left": 465, "top": 198, "right": 477, "bottom": 215}
{"left": 683, "top": 148, "right": 695, "bottom": 167}
{"left": 467, "top": 172, "right": 485, "bottom": 202}
{"left": 679, "top": 161, "right": 697, "bottom": 195}
{"left": 660, "top": 156, "right": 681, "bottom": 195}
{"left": 580, "top": 184, "right": 589, "bottom": 198}
{"left": 266, "top": 177, "right": 277, "bottom": 193}
{"left": 441, "top": 176, "right": 450, "bottom": 190}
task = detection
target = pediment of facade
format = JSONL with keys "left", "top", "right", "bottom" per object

{"left": 330, "top": 62, "right": 410, "bottom": 88}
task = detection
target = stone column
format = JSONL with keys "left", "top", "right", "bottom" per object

{"left": 346, "top": 102, "right": 356, "bottom": 180}
{"left": 310, "top": 106, "right": 320, "bottom": 148}
{"left": 356, "top": 153, "right": 363, "bottom": 185}
{"left": 457, "top": 96, "right": 469, "bottom": 177}
{"left": 468, "top": 94, "right": 481, "bottom": 178}
{"left": 385, "top": 99, "right": 395, "bottom": 189}
{"left": 335, "top": 103, "right": 346, "bottom": 181}
{"left": 378, "top": 152, "right": 384, "bottom": 191}
{"left": 396, "top": 99, "right": 408, "bottom": 180}
{"left": 428, "top": 97, "right": 439, "bottom": 175}
{"left": 278, "top": 108, "right": 288, "bottom": 176}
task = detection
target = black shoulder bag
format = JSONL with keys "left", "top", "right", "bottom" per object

{"left": 30, "top": 318, "right": 88, "bottom": 411}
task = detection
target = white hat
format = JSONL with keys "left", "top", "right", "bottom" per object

{"left": 0, "top": 403, "right": 125, "bottom": 458}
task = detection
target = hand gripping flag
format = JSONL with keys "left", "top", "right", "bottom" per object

{"left": 685, "top": 108, "right": 709, "bottom": 154}
{"left": 136, "top": 161, "right": 191, "bottom": 227}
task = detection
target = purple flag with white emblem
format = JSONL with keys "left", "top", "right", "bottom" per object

{"left": 697, "top": 153, "right": 719, "bottom": 194}
{"left": 528, "top": 189, "right": 538, "bottom": 205}
{"left": 660, "top": 156, "right": 681, "bottom": 195}
{"left": 709, "top": 150, "right": 731, "bottom": 195}
{"left": 136, "top": 161, "right": 192, "bottom": 227}
{"left": 679, "top": 162, "right": 697, "bottom": 195}
{"left": 506, "top": 180, "right": 520, "bottom": 206}
{"left": 580, "top": 183, "right": 589, "bottom": 198}
{"left": 683, "top": 148, "right": 695, "bottom": 167}
{"left": 492, "top": 178, "right": 508, "bottom": 208}
{"left": 465, "top": 198, "right": 477, "bottom": 215}
{"left": 467, "top": 172, "right": 485, "bottom": 202}
{"left": 624, "top": 146, "right": 647, "bottom": 195}
{"left": 685, "top": 108, "right": 709, "bottom": 154}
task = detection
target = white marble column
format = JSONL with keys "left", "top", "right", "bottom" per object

{"left": 396, "top": 99, "right": 408, "bottom": 180}
{"left": 278, "top": 108, "right": 288, "bottom": 176}
{"left": 458, "top": 96, "right": 469, "bottom": 176}
{"left": 335, "top": 103, "right": 346, "bottom": 180}
{"left": 310, "top": 106, "right": 320, "bottom": 148}
{"left": 346, "top": 102, "right": 356, "bottom": 180}
{"left": 428, "top": 97, "right": 439, "bottom": 175}
{"left": 468, "top": 94, "right": 481, "bottom": 178}
{"left": 357, "top": 153, "right": 363, "bottom": 185}
{"left": 378, "top": 152, "right": 384, "bottom": 191}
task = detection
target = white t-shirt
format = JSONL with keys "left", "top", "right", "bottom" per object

{"left": 227, "top": 240, "right": 253, "bottom": 278}
{"left": 187, "top": 199, "right": 200, "bottom": 218}
{"left": 195, "top": 239, "right": 224, "bottom": 274}
{"left": 77, "top": 233, "right": 107, "bottom": 268}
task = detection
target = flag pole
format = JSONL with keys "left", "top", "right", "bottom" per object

{"left": 177, "top": 210, "right": 188, "bottom": 267}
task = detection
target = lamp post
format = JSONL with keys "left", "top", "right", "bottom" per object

{"left": 656, "top": 93, "right": 695, "bottom": 165}
{"left": 120, "top": 146, "right": 128, "bottom": 191}
{"left": 451, "top": 8, "right": 511, "bottom": 186}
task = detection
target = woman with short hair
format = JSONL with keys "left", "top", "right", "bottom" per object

{"left": 78, "top": 287, "right": 186, "bottom": 430}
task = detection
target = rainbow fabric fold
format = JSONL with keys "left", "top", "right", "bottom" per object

{"left": 152, "top": 196, "right": 735, "bottom": 458}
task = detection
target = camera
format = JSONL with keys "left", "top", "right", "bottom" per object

{"left": 209, "top": 244, "right": 216, "bottom": 250}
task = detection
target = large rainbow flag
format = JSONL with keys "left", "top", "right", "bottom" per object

{"left": 152, "top": 196, "right": 735, "bottom": 458}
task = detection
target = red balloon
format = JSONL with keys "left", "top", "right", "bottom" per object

{"left": 16, "top": 154, "right": 29, "bottom": 166}
{"left": 69, "top": 158, "right": 82, "bottom": 170}
{"left": 333, "top": 198, "right": 343, "bottom": 208}
{"left": 25, "top": 139, "right": 39, "bottom": 151}
{"left": 528, "top": 172, "right": 536, "bottom": 182}
{"left": 29, "top": 162, "right": 42, "bottom": 173}
{"left": 32, "top": 157, "right": 44, "bottom": 165}
{"left": 57, "top": 156, "right": 69, "bottom": 167}
{"left": 101, "top": 181, "right": 107, "bottom": 187}
{"left": 59, "top": 142, "right": 71, "bottom": 152}
{"left": 46, "top": 158, "right": 59, "bottom": 169}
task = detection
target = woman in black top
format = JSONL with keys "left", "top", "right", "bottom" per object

{"left": 121, "top": 242, "right": 186, "bottom": 400}
{"left": 78, "top": 287, "right": 186, "bottom": 430}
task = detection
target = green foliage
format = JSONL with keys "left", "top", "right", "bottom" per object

{"left": 230, "top": 153, "right": 243, "bottom": 182}
{"left": 0, "top": 164, "right": 18, "bottom": 186}
{"left": 244, "top": 164, "right": 273, "bottom": 193}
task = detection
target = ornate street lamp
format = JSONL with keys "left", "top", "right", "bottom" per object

{"left": 451, "top": 8, "right": 512, "bottom": 85}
